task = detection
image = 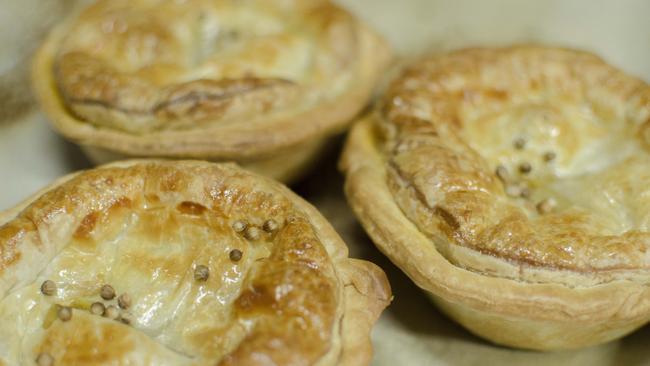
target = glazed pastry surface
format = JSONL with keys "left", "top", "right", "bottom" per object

{"left": 55, "top": 0, "right": 372, "bottom": 133}
{"left": 33, "top": 0, "right": 390, "bottom": 181}
{"left": 0, "top": 160, "right": 390, "bottom": 365}
{"left": 341, "top": 46, "right": 650, "bottom": 350}
{"left": 378, "top": 47, "right": 650, "bottom": 282}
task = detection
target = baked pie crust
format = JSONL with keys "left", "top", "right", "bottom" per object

{"left": 32, "top": 0, "right": 391, "bottom": 182}
{"left": 0, "top": 160, "right": 390, "bottom": 365}
{"left": 341, "top": 46, "right": 650, "bottom": 350}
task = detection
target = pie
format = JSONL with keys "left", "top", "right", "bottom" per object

{"left": 341, "top": 46, "right": 650, "bottom": 350}
{"left": 32, "top": 0, "right": 391, "bottom": 182}
{"left": 0, "top": 160, "right": 390, "bottom": 365}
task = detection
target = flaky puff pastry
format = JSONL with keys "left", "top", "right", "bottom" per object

{"left": 341, "top": 46, "right": 650, "bottom": 350}
{"left": 32, "top": 0, "right": 391, "bottom": 182}
{"left": 0, "top": 160, "right": 390, "bottom": 365}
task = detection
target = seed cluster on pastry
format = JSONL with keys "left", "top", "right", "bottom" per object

{"left": 35, "top": 282, "right": 136, "bottom": 363}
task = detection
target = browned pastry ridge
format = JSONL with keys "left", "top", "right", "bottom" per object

{"left": 0, "top": 160, "right": 390, "bottom": 365}
{"left": 341, "top": 46, "right": 650, "bottom": 350}
{"left": 32, "top": 0, "right": 391, "bottom": 182}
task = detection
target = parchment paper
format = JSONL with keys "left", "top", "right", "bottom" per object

{"left": 1, "top": 1, "right": 649, "bottom": 365}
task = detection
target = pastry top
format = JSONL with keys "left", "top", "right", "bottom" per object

{"left": 375, "top": 46, "right": 650, "bottom": 283}
{"left": 56, "top": 0, "right": 359, "bottom": 133}
{"left": 0, "top": 160, "right": 390, "bottom": 365}
{"left": 35, "top": 0, "right": 390, "bottom": 159}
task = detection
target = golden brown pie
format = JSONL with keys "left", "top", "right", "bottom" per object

{"left": 0, "top": 160, "right": 390, "bottom": 365}
{"left": 32, "top": 0, "right": 391, "bottom": 182}
{"left": 341, "top": 46, "right": 650, "bottom": 350}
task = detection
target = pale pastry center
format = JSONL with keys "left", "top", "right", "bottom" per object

{"left": 61, "top": 4, "right": 312, "bottom": 84}
{"left": 460, "top": 98, "right": 650, "bottom": 235}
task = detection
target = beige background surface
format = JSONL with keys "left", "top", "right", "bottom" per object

{"left": 1, "top": 1, "right": 650, "bottom": 365}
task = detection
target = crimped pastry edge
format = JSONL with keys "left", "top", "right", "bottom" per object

{"left": 341, "top": 115, "right": 650, "bottom": 350}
